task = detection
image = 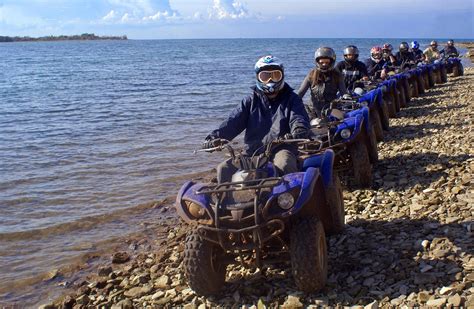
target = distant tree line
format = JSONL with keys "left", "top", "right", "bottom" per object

{"left": 0, "top": 33, "right": 128, "bottom": 43}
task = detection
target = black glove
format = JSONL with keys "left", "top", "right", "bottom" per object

{"left": 292, "top": 127, "right": 309, "bottom": 139}
{"left": 202, "top": 136, "right": 218, "bottom": 149}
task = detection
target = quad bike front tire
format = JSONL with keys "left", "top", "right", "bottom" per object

{"left": 440, "top": 65, "right": 448, "bottom": 83}
{"left": 386, "top": 94, "right": 396, "bottom": 118}
{"left": 324, "top": 173, "right": 345, "bottom": 235}
{"left": 380, "top": 100, "right": 390, "bottom": 130}
{"left": 403, "top": 78, "right": 411, "bottom": 103}
{"left": 290, "top": 216, "right": 328, "bottom": 292}
{"left": 370, "top": 108, "right": 384, "bottom": 141}
{"left": 410, "top": 77, "right": 419, "bottom": 97}
{"left": 349, "top": 140, "right": 372, "bottom": 188}
{"left": 183, "top": 229, "right": 227, "bottom": 296}
{"left": 396, "top": 87, "right": 404, "bottom": 110}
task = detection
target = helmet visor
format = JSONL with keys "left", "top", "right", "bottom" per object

{"left": 257, "top": 70, "right": 283, "bottom": 83}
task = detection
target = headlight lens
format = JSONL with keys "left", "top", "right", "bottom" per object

{"left": 277, "top": 192, "right": 295, "bottom": 210}
{"left": 360, "top": 101, "right": 368, "bottom": 107}
{"left": 185, "top": 201, "right": 207, "bottom": 219}
{"left": 340, "top": 128, "right": 351, "bottom": 139}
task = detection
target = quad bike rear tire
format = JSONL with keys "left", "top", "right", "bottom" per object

{"left": 183, "top": 229, "right": 227, "bottom": 296}
{"left": 427, "top": 70, "right": 435, "bottom": 88}
{"left": 403, "top": 78, "right": 411, "bottom": 103}
{"left": 410, "top": 77, "right": 419, "bottom": 97}
{"left": 380, "top": 100, "right": 390, "bottom": 130}
{"left": 290, "top": 216, "right": 328, "bottom": 292}
{"left": 416, "top": 74, "right": 425, "bottom": 94}
{"left": 349, "top": 140, "right": 372, "bottom": 188}
{"left": 386, "top": 94, "right": 396, "bottom": 118}
{"left": 396, "top": 87, "right": 405, "bottom": 110}
{"left": 440, "top": 65, "right": 448, "bottom": 83}
{"left": 365, "top": 126, "right": 378, "bottom": 164}
{"left": 370, "top": 109, "right": 384, "bottom": 141}
{"left": 324, "top": 173, "right": 345, "bottom": 235}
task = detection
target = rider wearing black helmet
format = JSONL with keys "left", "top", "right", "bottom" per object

{"left": 297, "top": 47, "right": 349, "bottom": 118}
{"left": 395, "top": 42, "right": 416, "bottom": 69}
{"left": 335, "top": 45, "right": 369, "bottom": 91}
{"left": 440, "top": 39, "right": 459, "bottom": 57}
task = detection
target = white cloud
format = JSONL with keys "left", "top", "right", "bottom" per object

{"left": 208, "top": 0, "right": 249, "bottom": 20}
{"left": 102, "top": 10, "right": 117, "bottom": 21}
{"left": 120, "top": 12, "right": 130, "bottom": 22}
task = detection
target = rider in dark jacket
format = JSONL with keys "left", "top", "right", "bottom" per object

{"left": 335, "top": 45, "right": 369, "bottom": 91}
{"left": 395, "top": 42, "right": 416, "bottom": 69}
{"left": 410, "top": 41, "right": 425, "bottom": 63}
{"left": 365, "top": 46, "right": 387, "bottom": 80}
{"left": 440, "top": 39, "right": 459, "bottom": 57}
{"left": 297, "top": 47, "right": 349, "bottom": 118}
{"left": 203, "top": 55, "right": 310, "bottom": 182}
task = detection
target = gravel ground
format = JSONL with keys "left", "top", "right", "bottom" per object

{"left": 46, "top": 68, "right": 473, "bottom": 309}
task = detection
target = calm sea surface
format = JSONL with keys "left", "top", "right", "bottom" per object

{"left": 0, "top": 38, "right": 470, "bottom": 303}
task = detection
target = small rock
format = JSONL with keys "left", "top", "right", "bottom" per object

{"left": 112, "top": 252, "right": 130, "bottom": 264}
{"left": 418, "top": 292, "right": 430, "bottom": 303}
{"left": 151, "top": 291, "right": 165, "bottom": 300}
{"left": 155, "top": 275, "right": 170, "bottom": 289}
{"left": 426, "top": 298, "right": 447, "bottom": 307}
{"left": 111, "top": 299, "right": 133, "bottom": 309}
{"left": 448, "top": 293, "right": 462, "bottom": 307}
{"left": 76, "top": 295, "right": 89, "bottom": 306}
{"left": 283, "top": 295, "right": 303, "bottom": 309}
{"left": 98, "top": 266, "right": 113, "bottom": 277}
{"left": 439, "top": 286, "right": 455, "bottom": 295}
{"left": 364, "top": 300, "right": 378, "bottom": 309}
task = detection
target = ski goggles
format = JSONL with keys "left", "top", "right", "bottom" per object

{"left": 257, "top": 70, "right": 283, "bottom": 83}
{"left": 371, "top": 53, "right": 382, "bottom": 59}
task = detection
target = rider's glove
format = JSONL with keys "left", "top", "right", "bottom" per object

{"left": 292, "top": 127, "right": 309, "bottom": 139}
{"left": 202, "top": 136, "right": 218, "bottom": 149}
{"left": 342, "top": 94, "right": 352, "bottom": 100}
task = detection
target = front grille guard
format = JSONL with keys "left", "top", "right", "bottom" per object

{"left": 195, "top": 177, "right": 286, "bottom": 255}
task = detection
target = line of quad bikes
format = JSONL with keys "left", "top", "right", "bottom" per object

{"left": 174, "top": 55, "right": 465, "bottom": 296}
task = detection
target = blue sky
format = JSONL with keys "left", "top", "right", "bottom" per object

{"left": 0, "top": 0, "right": 472, "bottom": 39}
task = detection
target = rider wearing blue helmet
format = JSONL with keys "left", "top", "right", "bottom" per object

{"left": 410, "top": 41, "right": 424, "bottom": 63}
{"left": 203, "top": 55, "right": 310, "bottom": 183}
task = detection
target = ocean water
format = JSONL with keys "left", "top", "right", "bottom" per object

{"left": 0, "top": 38, "right": 470, "bottom": 303}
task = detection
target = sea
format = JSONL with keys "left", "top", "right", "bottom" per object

{"left": 0, "top": 38, "right": 471, "bottom": 305}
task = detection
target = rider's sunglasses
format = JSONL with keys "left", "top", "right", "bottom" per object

{"left": 257, "top": 70, "right": 283, "bottom": 83}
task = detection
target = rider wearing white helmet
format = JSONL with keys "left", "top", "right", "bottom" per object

{"left": 203, "top": 55, "right": 310, "bottom": 183}
{"left": 440, "top": 39, "right": 459, "bottom": 57}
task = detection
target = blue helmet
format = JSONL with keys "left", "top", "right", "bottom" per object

{"left": 411, "top": 41, "right": 419, "bottom": 50}
{"left": 255, "top": 55, "right": 285, "bottom": 94}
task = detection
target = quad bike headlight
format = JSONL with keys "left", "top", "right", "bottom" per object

{"left": 340, "top": 128, "right": 352, "bottom": 139}
{"left": 185, "top": 201, "right": 207, "bottom": 219}
{"left": 277, "top": 192, "right": 295, "bottom": 210}
{"left": 359, "top": 101, "right": 368, "bottom": 107}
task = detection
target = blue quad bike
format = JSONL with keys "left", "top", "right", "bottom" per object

{"left": 176, "top": 138, "right": 345, "bottom": 296}
{"left": 305, "top": 105, "right": 376, "bottom": 188}
{"left": 350, "top": 85, "right": 391, "bottom": 141}
{"left": 444, "top": 54, "right": 464, "bottom": 77}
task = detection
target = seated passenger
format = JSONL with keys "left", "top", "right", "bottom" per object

{"left": 335, "top": 45, "right": 369, "bottom": 91}
{"left": 297, "top": 47, "right": 349, "bottom": 118}
{"left": 395, "top": 42, "right": 416, "bottom": 69}
{"left": 440, "top": 40, "right": 459, "bottom": 57}
{"left": 365, "top": 46, "right": 387, "bottom": 80}
{"left": 423, "top": 40, "right": 441, "bottom": 63}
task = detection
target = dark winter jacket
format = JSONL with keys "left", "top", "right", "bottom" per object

{"left": 440, "top": 46, "right": 459, "bottom": 57}
{"left": 207, "top": 83, "right": 310, "bottom": 155}
{"left": 365, "top": 58, "right": 387, "bottom": 79}
{"left": 335, "top": 60, "right": 369, "bottom": 90}
{"left": 412, "top": 49, "right": 424, "bottom": 62}
{"left": 395, "top": 51, "right": 416, "bottom": 69}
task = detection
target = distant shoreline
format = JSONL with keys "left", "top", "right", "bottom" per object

{"left": 0, "top": 33, "right": 127, "bottom": 43}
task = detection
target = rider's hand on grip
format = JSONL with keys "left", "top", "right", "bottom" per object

{"left": 202, "top": 137, "right": 218, "bottom": 150}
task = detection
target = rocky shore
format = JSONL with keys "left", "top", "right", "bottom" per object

{"left": 39, "top": 68, "right": 474, "bottom": 308}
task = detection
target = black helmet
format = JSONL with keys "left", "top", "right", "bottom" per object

{"left": 343, "top": 45, "right": 359, "bottom": 62}
{"left": 314, "top": 47, "right": 336, "bottom": 72}
{"left": 447, "top": 39, "right": 454, "bottom": 47}
{"left": 399, "top": 42, "right": 409, "bottom": 53}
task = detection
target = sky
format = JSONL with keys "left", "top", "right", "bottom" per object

{"left": 0, "top": 0, "right": 473, "bottom": 39}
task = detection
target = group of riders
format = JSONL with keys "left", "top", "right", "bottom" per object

{"left": 202, "top": 40, "right": 460, "bottom": 182}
